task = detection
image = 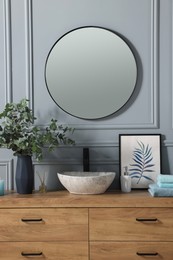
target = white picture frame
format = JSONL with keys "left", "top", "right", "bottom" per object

{"left": 119, "top": 134, "right": 161, "bottom": 189}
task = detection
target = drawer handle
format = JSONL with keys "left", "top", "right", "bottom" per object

{"left": 137, "top": 252, "right": 158, "bottom": 256}
{"left": 136, "top": 218, "right": 158, "bottom": 222}
{"left": 21, "top": 252, "right": 43, "bottom": 256}
{"left": 21, "top": 218, "right": 43, "bottom": 222}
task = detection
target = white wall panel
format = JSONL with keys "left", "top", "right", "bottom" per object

{"left": 0, "top": 0, "right": 12, "bottom": 110}
{"left": 10, "top": 0, "right": 33, "bottom": 103}
{"left": 0, "top": 159, "right": 13, "bottom": 190}
{"left": 1, "top": 0, "right": 173, "bottom": 191}
{"left": 32, "top": 0, "right": 158, "bottom": 129}
{"left": 0, "top": 0, "right": 6, "bottom": 111}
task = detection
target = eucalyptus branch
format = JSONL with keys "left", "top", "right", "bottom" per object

{"left": 0, "top": 99, "right": 75, "bottom": 160}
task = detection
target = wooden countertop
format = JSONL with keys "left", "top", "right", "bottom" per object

{"left": 0, "top": 190, "right": 173, "bottom": 208}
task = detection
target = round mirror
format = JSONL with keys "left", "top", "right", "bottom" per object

{"left": 45, "top": 26, "right": 137, "bottom": 119}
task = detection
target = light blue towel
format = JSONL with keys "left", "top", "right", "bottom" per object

{"left": 157, "top": 174, "right": 173, "bottom": 183}
{"left": 148, "top": 183, "right": 173, "bottom": 197}
{"left": 157, "top": 182, "right": 173, "bottom": 188}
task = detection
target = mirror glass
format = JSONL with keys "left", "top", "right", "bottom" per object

{"left": 45, "top": 27, "right": 137, "bottom": 119}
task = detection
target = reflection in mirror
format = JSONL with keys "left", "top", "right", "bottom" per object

{"left": 45, "top": 27, "right": 137, "bottom": 119}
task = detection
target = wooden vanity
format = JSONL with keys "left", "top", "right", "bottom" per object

{"left": 0, "top": 190, "right": 173, "bottom": 259}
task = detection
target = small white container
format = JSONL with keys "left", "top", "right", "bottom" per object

{"left": 121, "top": 166, "right": 131, "bottom": 193}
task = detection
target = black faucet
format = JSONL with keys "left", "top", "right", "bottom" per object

{"left": 83, "top": 148, "right": 90, "bottom": 172}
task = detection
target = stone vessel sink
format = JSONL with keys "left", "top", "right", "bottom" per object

{"left": 57, "top": 172, "right": 116, "bottom": 194}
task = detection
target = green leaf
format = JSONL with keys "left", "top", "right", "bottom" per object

{"left": 0, "top": 99, "right": 75, "bottom": 161}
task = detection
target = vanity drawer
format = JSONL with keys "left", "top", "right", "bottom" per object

{"left": 0, "top": 242, "right": 88, "bottom": 259}
{"left": 89, "top": 208, "right": 173, "bottom": 241}
{"left": 0, "top": 208, "right": 88, "bottom": 241}
{"left": 90, "top": 242, "right": 173, "bottom": 260}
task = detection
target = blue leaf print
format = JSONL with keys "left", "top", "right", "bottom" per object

{"left": 129, "top": 141, "right": 155, "bottom": 184}
{"left": 142, "top": 175, "right": 154, "bottom": 181}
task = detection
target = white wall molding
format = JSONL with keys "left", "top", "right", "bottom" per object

{"left": 0, "top": 159, "right": 13, "bottom": 190}
{"left": 33, "top": 159, "right": 119, "bottom": 166}
{"left": 24, "top": 0, "right": 34, "bottom": 109}
{"left": 74, "top": 140, "right": 170, "bottom": 148}
{"left": 65, "top": 0, "right": 159, "bottom": 130}
{"left": 75, "top": 142, "right": 119, "bottom": 147}
{"left": 163, "top": 140, "right": 173, "bottom": 147}
{"left": 172, "top": 0, "right": 173, "bottom": 129}
{"left": 3, "top": 0, "right": 12, "bottom": 103}
{"left": 150, "top": 0, "right": 159, "bottom": 128}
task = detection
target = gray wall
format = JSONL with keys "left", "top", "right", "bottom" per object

{"left": 0, "top": 0, "right": 172, "bottom": 191}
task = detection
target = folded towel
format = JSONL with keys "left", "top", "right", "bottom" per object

{"left": 148, "top": 183, "right": 173, "bottom": 197}
{"left": 157, "top": 182, "right": 173, "bottom": 188}
{"left": 157, "top": 174, "right": 173, "bottom": 183}
{"left": 148, "top": 189, "right": 156, "bottom": 197}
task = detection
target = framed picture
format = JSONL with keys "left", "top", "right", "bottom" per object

{"left": 119, "top": 134, "right": 161, "bottom": 189}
